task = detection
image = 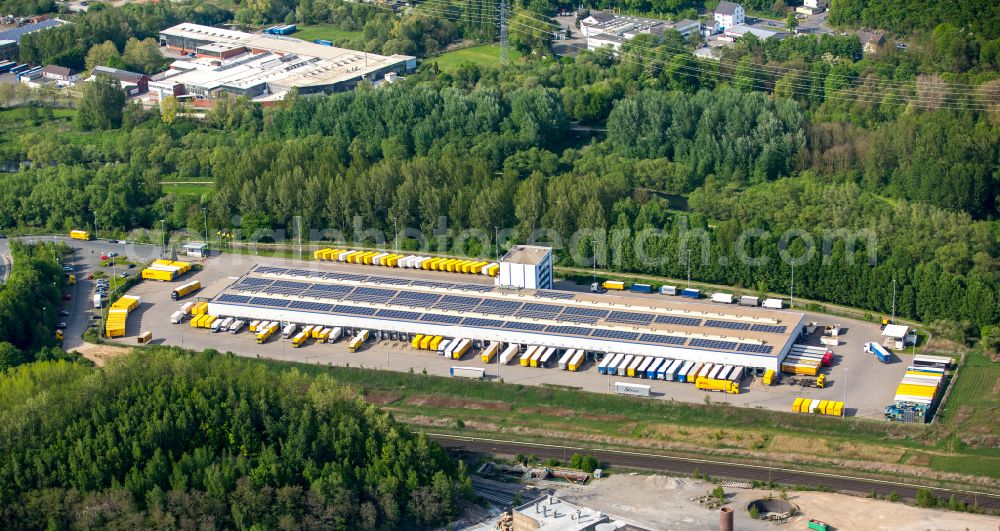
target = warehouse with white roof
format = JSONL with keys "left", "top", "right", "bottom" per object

{"left": 207, "top": 263, "right": 806, "bottom": 372}
{"left": 155, "top": 23, "right": 416, "bottom": 100}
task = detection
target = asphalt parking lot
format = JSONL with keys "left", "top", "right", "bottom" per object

{"left": 92, "top": 247, "right": 909, "bottom": 419}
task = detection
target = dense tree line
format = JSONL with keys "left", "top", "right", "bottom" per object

{"left": 17, "top": 2, "right": 229, "bottom": 68}
{"left": 0, "top": 1, "right": 997, "bottom": 336}
{"left": 0, "top": 242, "right": 69, "bottom": 370}
{"left": 0, "top": 349, "right": 472, "bottom": 529}
{"left": 830, "top": 0, "right": 1000, "bottom": 38}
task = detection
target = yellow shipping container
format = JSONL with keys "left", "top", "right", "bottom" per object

{"left": 763, "top": 369, "right": 776, "bottom": 385}
{"left": 142, "top": 268, "right": 175, "bottom": 281}
{"left": 419, "top": 335, "right": 433, "bottom": 350}
{"left": 896, "top": 384, "right": 936, "bottom": 397}
{"left": 831, "top": 402, "right": 844, "bottom": 416}
{"left": 70, "top": 230, "right": 91, "bottom": 241}
{"left": 792, "top": 397, "right": 804, "bottom": 412}
{"left": 487, "top": 264, "right": 499, "bottom": 276}
{"left": 429, "top": 336, "right": 443, "bottom": 350}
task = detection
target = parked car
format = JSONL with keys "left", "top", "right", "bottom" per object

{"left": 55, "top": 322, "right": 68, "bottom": 330}
{"left": 127, "top": 263, "right": 135, "bottom": 269}
{"left": 59, "top": 310, "right": 70, "bottom": 316}
{"left": 107, "top": 252, "right": 118, "bottom": 258}
{"left": 61, "top": 294, "right": 72, "bottom": 300}
{"left": 100, "top": 254, "right": 109, "bottom": 260}
{"left": 107, "top": 239, "right": 117, "bottom": 243}
{"left": 119, "top": 272, "right": 128, "bottom": 278}
{"left": 62, "top": 265, "right": 74, "bottom": 272}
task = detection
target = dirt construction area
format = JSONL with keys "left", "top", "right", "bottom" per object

{"left": 552, "top": 473, "right": 1000, "bottom": 531}
{"left": 92, "top": 248, "right": 915, "bottom": 418}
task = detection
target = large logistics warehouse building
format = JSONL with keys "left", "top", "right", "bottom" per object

{"left": 155, "top": 23, "right": 416, "bottom": 100}
{"left": 207, "top": 264, "right": 806, "bottom": 372}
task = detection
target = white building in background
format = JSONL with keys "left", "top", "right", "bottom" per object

{"left": 580, "top": 11, "right": 699, "bottom": 51}
{"left": 498, "top": 245, "right": 553, "bottom": 290}
{"left": 714, "top": 1, "right": 745, "bottom": 30}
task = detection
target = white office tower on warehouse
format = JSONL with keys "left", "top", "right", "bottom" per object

{"left": 498, "top": 245, "right": 553, "bottom": 289}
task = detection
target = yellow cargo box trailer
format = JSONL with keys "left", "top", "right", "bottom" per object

{"left": 411, "top": 334, "right": 424, "bottom": 348}
{"left": 70, "top": 230, "right": 91, "bottom": 240}
{"left": 429, "top": 336, "right": 443, "bottom": 350}
{"left": 696, "top": 377, "right": 739, "bottom": 394}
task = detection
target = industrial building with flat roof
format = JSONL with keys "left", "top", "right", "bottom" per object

{"left": 207, "top": 264, "right": 805, "bottom": 371}
{"left": 155, "top": 23, "right": 416, "bottom": 100}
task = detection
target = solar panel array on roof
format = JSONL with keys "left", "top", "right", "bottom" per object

{"left": 463, "top": 317, "right": 504, "bottom": 328}
{"left": 655, "top": 315, "right": 702, "bottom": 326}
{"left": 750, "top": 324, "right": 787, "bottom": 334}
{"left": 545, "top": 325, "right": 592, "bottom": 336}
{"left": 290, "top": 300, "right": 333, "bottom": 312}
{"left": 607, "top": 310, "right": 654, "bottom": 325}
{"left": 737, "top": 343, "right": 774, "bottom": 354}
{"left": 376, "top": 309, "right": 422, "bottom": 321}
{"left": 503, "top": 321, "right": 546, "bottom": 331}
{"left": 591, "top": 329, "right": 639, "bottom": 341}
{"left": 689, "top": 338, "right": 738, "bottom": 351}
{"left": 249, "top": 296, "right": 289, "bottom": 307}
{"left": 333, "top": 304, "right": 376, "bottom": 316}
{"left": 705, "top": 319, "right": 750, "bottom": 330}
{"left": 218, "top": 294, "right": 251, "bottom": 304}
{"left": 639, "top": 333, "right": 686, "bottom": 345}
{"left": 421, "top": 313, "right": 463, "bottom": 324}
{"left": 0, "top": 19, "right": 65, "bottom": 43}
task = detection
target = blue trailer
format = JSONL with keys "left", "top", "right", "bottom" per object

{"left": 314, "top": 39, "right": 333, "bottom": 46}
{"left": 681, "top": 288, "right": 700, "bottom": 299}
{"left": 630, "top": 283, "right": 652, "bottom": 294}
{"left": 865, "top": 341, "right": 891, "bottom": 363}
{"left": 0, "top": 61, "right": 14, "bottom": 73}
{"left": 645, "top": 358, "right": 663, "bottom": 379}
{"left": 10, "top": 64, "right": 28, "bottom": 75}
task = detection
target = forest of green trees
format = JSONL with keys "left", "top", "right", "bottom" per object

{"left": 1, "top": 0, "right": 998, "bottom": 342}
{"left": 0, "top": 242, "right": 70, "bottom": 370}
{"left": 0, "top": 349, "right": 472, "bottom": 529}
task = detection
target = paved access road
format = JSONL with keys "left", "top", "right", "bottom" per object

{"left": 4, "top": 235, "right": 163, "bottom": 350}
{"left": 429, "top": 433, "right": 1000, "bottom": 511}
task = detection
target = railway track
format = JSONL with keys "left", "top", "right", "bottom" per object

{"left": 429, "top": 433, "right": 1000, "bottom": 511}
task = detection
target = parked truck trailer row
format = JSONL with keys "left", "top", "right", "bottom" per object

{"left": 313, "top": 248, "right": 500, "bottom": 277}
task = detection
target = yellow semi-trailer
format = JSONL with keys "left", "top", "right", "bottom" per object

{"left": 480, "top": 342, "right": 500, "bottom": 362}
{"left": 695, "top": 377, "right": 740, "bottom": 394}
{"left": 451, "top": 339, "right": 471, "bottom": 360}
{"left": 781, "top": 362, "right": 820, "bottom": 376}
{"left": 256, "top": 322, "right": 278, "bottom": 343}
{"left": 421, "top": 335, "right": 435, "bottom": 350}
{"left": 603, "top": 280, "right": 625, "bottom": 290}
{"left": 520, "top": 346, "right": 537, "bottom": 366}
{"left": 411, "top": 334, "right": 424, "bottom": 348}
{"left": 200, "top": 316, "right": 216, "bottom": 329}
{"left": 568, "top": 350, "right": 585, "bottom": 371}
{"left": 70, "top": 230, "right": 91, "bottom": 240}
{"left": 171, "top": 280, "right": 202, "bottom": 300}
{"left": 316, "top": 328, "right": 331, "bottom": 343}
{"left": 486, "top": 263, "right": 499, "bottom": 276}
{"left": 292, "top": 331, "right": 308, "bottom": 348}
{"left": 349, "top": 330, "right": 370, "bottom": 352}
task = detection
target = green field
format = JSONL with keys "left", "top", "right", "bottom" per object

{"left": 291, "top": 24, "right": 364, "bottom": 44}
{"left": 217, "top": 353, "right": 1000, "bottom": 484}
{"left": 429, "top": 45, "right": 521, "bottom": 71}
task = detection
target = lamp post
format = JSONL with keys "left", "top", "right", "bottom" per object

{"left": 160, "top": 219, "right": 165, "bottom": 257}
{"left": 843, "top": 367, "right": 848, "bottom": 407}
